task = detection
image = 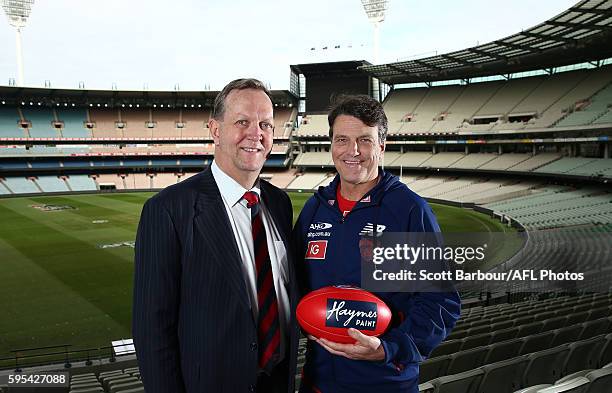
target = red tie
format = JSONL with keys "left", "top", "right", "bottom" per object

{"left": 243, "top": 191, "right": 281, "bottom": 374}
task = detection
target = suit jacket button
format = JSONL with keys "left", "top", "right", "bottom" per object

{"left": 249, "top": 384, "right": 256, "bottom": 392}
{"left": 251, "top": 342, "right": 258, "bottom": 351}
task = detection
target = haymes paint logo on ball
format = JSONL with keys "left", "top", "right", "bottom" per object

{"left": 325, "top": 298, "right": 378, "bottom": 330}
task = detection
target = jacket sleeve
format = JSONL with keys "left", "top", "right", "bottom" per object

{"left": 132, "top": 198, "right": 186, "bottom": 393}
{"left": 380, "top": 201, "right": 461, "bottom": 365}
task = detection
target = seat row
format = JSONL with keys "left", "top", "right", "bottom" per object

{"left": 514, "top": 364, "right": 612, "bottom": 393}
{"left": 69, "top": 367, "right": 142, "bottom": 393}
{"left": 433, "top": 315, "right": 611, "bottom": 359}
{"left": 422, "top": 319, "right": 612, "bottom": 382}
{"left": 419, "top": 333, "right": 612, "bottom": 393}
{"left": 449, "top": 304, "right": 612, "bottom": 342}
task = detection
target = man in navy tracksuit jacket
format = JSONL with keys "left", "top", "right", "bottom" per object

{"left": 293, "top": 95, "right": 460, "bottom": 393}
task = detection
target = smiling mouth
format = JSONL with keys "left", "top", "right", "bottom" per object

{"left": 343, "top": 160, "right": 361, "bottom": 166}
{"left": 241, "top": 147, "right": 262, "bottom": 153}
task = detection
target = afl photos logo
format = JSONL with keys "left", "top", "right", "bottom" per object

{"left": 305, "top": 240, "right": 327, "bottom": 260}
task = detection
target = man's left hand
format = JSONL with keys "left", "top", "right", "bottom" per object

{"left": 310, "top": 328, "right": 385, "bottom": 361}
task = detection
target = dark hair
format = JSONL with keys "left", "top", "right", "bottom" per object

{"left": 328, "top": 95, "right": 388, "bottom": 143}
{"left": 211, "top": 78, "right": 273, "bottom": 120}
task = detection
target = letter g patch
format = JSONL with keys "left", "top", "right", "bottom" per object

{"left": 305, "top": 240, "right": 327, "bottom": 260}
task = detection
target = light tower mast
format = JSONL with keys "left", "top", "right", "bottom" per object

{"left": 2, "top": 0, "right": 35, "bottom": 86}
{"left": 361, "top": 0, "right": 388, "bottom": 64}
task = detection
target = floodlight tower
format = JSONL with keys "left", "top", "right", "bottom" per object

{"left": 2, "top": 0, "right": 35, "bottom": 86}
{"left": 361, "top": 0, "right": 388, "bottom": 64}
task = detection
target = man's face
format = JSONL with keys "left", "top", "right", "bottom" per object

{"left": 331, "top": 114, "right": 384, "bottom": 187}
{"left": 210, "top": 88, "right": 274, "bottom": 182}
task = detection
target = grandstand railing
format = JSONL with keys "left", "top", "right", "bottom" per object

{"left": 0, "top": 342, "right": 135, "bottom": 371}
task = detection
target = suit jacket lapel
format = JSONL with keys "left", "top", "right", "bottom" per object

{"left": 193, "top": 168, "right": 251, "bottom": 312}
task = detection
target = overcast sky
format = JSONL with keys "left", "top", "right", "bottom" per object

{"left": 0, "top": 0, "right": 577, "bottom": 91}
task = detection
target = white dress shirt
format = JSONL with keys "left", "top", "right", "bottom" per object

{"left": 211, "top": 160, "right": 290, "bottom": 359}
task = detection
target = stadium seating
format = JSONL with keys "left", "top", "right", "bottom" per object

{"left": 0, "top": 106, "right": 23, "bottom": 137}
{"left": 21, "top": 108, "right": 58, "bottom": 138}
{"left": 293, "top": 151, "right": 333, "bottom": 166}
{"left": 274, "top": 107, "right": 296, "bottom": 137}
{"left": 381, "top": 66, "right": 612, "bottom": 134}
{"left": 90, "top": 108, "right": 123, "bottom": 138}
{"left": 262, "top": 170, "right": 297, "bottom": 189}
{"left": 151, "top": 173, "right": 177, "bottom": 189}
{"left": 67, "top": 175, "right": 98, "bottom": 191}
{"left": 179, "top": 108, "right": 210, "bottom": 138}
{"left": 35, "top": 176, "right": 70, "bottom": 192}
{"left": 68, "top": 367, "right": 144, "bottom": 393}
{"left": 57, "top": 108, "right": 90, "bottom": 138}
{"left": 476, "top": 76, "right": 544, "bottom": 121}
{"left": 152, "top": 108, "right": 181, "bottom": 138}
{"left": 2, "top": 177, "right": 40, "bottom": 193}
{"left": 556, "top": 81, "right": 612, "bottom": 128}
{"left": 287, "top": 172, "right": 333, "bottom": 190}
{"left": 297, "top": 114, "right": 328, "bottom": 136}
{"left": 122, "top": 109, "right": 153, "bottom": 138}
{"left": 418, "top": 294, "right": 612, "bottom": 393}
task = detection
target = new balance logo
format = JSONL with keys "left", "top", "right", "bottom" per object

{"left": 359, "top": 223, "right": 386, "bottom": 237}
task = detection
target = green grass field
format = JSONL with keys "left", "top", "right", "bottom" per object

{"left": 0, "top": 191, "right": 516, "bottom": 365}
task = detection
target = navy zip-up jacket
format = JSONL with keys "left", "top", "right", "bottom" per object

{"left": 293, "top": 170, "right": 461, "bottom": 393}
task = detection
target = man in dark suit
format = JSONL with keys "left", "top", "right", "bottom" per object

{"left": 133, "top": 78, "right": 298, "bottom": 393}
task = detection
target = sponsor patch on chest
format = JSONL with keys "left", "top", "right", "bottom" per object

{"left": 305, "top": 240, "right": 328, "bottom": 260}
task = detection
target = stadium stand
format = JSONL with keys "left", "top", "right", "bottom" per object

{"left": 263, "top": 169, "right": 298, "bottom": 189}
{"left": 507, "top": 154, "right": 561, "bottom": 172}
{"left": 125, "top": 173, "right": 152, "bottom": 189}
{"left": 2, "top": 177, "right": 40, "bottom": 193}
{"left": 555, "top": 81, "right": 612, "bottom": 128}
{"left": 122, "top": 109, "right": 152, "bottom": 138}
{"left": 67, "top": 175, "right": 98, "bottom": 191}
{"left": 293, "top": 151, "right": 333, "bottom": 166}
{"left": 57, "top": 108, "right": 90, "bottom": 138}
{"left": 152, "top": 108, "right": 181, "bottom": 138}
{"left": 420, "top": 152, "right": 465, "bottom": 168}
{"left": 478, "top": 76, "right": 543, "bottom": 121}
{"left": 391, "top": 152, "right": 433, "bottom": 167}
{"left": 90, "top": 108, "right": 123, "bottom": 138}
{"left": 399, "top": 85, "right": 464, "bottom": 134}
{"left": 95, "top": 174, "right": 126, "bottom": 190}
{"left": 380, "top": 66, "right": 612, "bottom": 134}
{"left": 477, "top": 154, "right": 531, "bottom": 171}
{"left": 297, "top": 114, "right": 328, "bottom": 136}
{"left": 287, "top": 172, "right": 333, "bottom": 190}
{"left": 180, "top": 108, "right": 210, "bottom": 138}
{"left": 35, "top": 175, "right": 70, "bottom": 193}
{"left": 151, "top": 173, "right": 177, "bottom": 189}
{"left": 0, "top": 106, "right": 23, "bottom": 137}
{"left": 448, "top": 153, "right": 497, "bottom": 169}
{"left": 274, "top": 107, "right": 296, "bottom": 137}
{"left": 21, "top": 107, "right": 57, "bottom": 138}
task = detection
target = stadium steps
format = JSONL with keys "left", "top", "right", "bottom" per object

{"left": 0, "top": 179, "right": 13, "bottom": 194}
{"left": 64, "top": 177, "right": 74, "bottom": 192}
{"left": 31, "top": 178, "right": 45, "bottom": 193}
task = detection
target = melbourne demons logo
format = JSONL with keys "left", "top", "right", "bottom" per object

{"left": 305, "top": 240, "right": 327, "bottom": 260}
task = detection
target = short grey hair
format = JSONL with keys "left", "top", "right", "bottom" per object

{"left": 211, "top": 78, "right": 273, "bottom": 120}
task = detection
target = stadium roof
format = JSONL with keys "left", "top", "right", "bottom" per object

{"left": 360, "top": 0, "right": 612, "bottom": 84}
{"left": 0, "top": 86, "right": 297, "bottom": 107}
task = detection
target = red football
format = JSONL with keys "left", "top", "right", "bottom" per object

{"left": 296, "top": 285, "right": 392, "bottom": 344}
